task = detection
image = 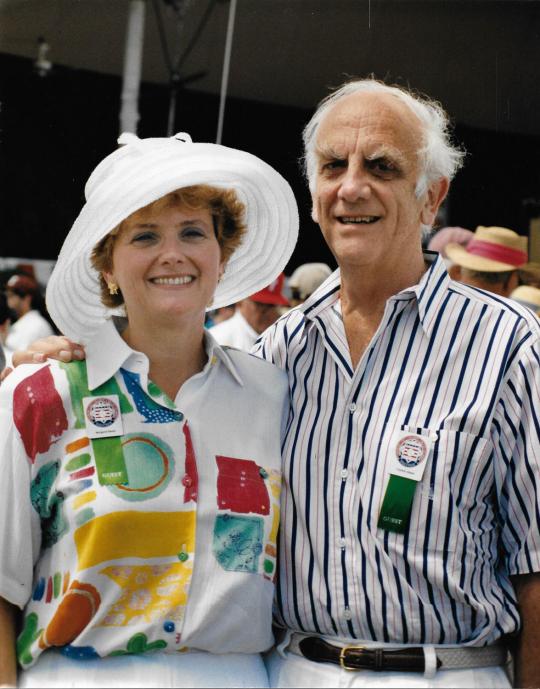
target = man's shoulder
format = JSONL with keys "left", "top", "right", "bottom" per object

{"left": 448, "top": 279, "right": 540, "bottom": 330}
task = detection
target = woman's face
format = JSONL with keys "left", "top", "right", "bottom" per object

{"left": 104, "top": 203, "right": 224, "bottom": 327}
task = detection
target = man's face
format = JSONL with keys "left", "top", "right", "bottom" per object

{"left": 240, "top": 299, "right": 281, "bottom": 334}
{"left": 6, "top": 290, "right": 26, "bottom": 318}
{"left": 311, "top": 92, "right": 446, "bottom": 272}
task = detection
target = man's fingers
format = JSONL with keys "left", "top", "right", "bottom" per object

{"left": 11, "top": 337, "right": 87, "bottom": 367}
{"left": 0, "top": 367, "right": 13, "bottom": 383}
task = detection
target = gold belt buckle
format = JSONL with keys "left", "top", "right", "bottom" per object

{"left": 339, "top": 644, "right": 365, "bottom": 671}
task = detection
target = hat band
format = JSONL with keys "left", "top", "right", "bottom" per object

{"left": 466, "top": 239, "right": 528, "bottom": 267}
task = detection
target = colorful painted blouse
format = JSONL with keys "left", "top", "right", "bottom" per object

{"left": 0, "top": 319, "right": 288, "bottom": 668}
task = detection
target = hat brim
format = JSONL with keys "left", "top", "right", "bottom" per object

{"left": 445, "top": 243, "right": 518, "bottom": 272}
{"left": 46, "top": 140, "right": 298, "bottom": 343}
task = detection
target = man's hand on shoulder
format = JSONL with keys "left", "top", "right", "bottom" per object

{"left": 11, "top": 336, "right": 86, "bottom": 368}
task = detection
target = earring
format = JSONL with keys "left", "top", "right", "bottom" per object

{"left": 108, "top": 282, "right": 119, "bottom": 296}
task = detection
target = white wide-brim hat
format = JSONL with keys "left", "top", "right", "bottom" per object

{"left": 46, "top": 132, "right": 299, "bottom": 343}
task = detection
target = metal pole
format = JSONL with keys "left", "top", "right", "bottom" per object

{"left": 216, "top": 0, "right": 237, "bottom": 145}
{"left": 119, "top": 0, "right": 146, "bottom": 134}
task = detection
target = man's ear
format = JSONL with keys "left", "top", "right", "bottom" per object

{"left": 420, "top": 177, "right": 450, "bottom": 227}
{"left": 311, "top": 196, "right": 319, "bottom": 224}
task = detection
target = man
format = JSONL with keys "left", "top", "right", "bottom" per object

{"left": 445, "top": 225, "right": 528, "bottom": 296}
{"left": 210, "top": 273, "right": 289, "bottom": 350}
{"left": 253, "top": 79, "right": 540, "bottom": 688}
{"left": 4, "top": 273, "right": 54, "bottom": 351}
{"left": 8, "top": 79, "right": 540, "bottom": 688}
{"left": 426, "top": 225, "right": 473, "bottom": 268}
{"left": 288, "top": 262, "right": 333, "bottom": 307}
{"left": 510, "top": 284, "right": 540, "bottom": 316}
{"left": 0, "top": 292, "right": 12, "bottom": 370}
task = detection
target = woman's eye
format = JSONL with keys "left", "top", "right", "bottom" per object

{"left": 132, "top": 231, "right": 156, "bottom": 243}
{"left": 182, "top": 226, "right": 206, "bottom": 238}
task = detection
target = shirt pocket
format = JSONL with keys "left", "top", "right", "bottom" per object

{"left": 404, "top": 426, "right": 494, "bottom": 541}
{"left": 212, "top": 456, "right": 281, "bottom": 581}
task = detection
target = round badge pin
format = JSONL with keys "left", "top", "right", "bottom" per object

{"left": 86, "top": 397, "right": 119, "bottom": 428}
{"left": 396, "top": 435, "right": 428, "bottom": 468}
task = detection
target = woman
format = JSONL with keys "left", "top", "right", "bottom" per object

{"left": 0, "top": 132, "right": 298, "bottom": 688}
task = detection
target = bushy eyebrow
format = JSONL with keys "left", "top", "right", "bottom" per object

{"left": 316, "top": 143, "right": 410, "bottom": 170}
{"left": 315, "top": 144, "right": 344, "bottom": 161}
{"left": 364, "top": 146, "right": 407, "bottom": 169}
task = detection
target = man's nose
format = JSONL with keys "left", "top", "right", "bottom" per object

{"left": 337, "top": 164, "right": 371, "bottom": 202}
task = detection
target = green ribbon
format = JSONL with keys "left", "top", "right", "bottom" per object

{"left": 92, "top": 436, "right": 128, "bottom": 486}
{"left": 377, "top": 474, "right": 418, "bottom": 534}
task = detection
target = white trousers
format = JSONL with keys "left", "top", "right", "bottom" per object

{"left": 19, "top": 649, "right": 269, "bottom": 688}
{"left": 264, "top": 647, "right": 512, "bottom": 689}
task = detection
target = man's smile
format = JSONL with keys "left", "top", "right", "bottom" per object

{"left": 338, "top": 215, "right": 380, "bottom": 224}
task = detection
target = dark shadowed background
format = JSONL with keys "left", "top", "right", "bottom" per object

{"left": 0, "top": 0, "right": 539, "bottom": 272}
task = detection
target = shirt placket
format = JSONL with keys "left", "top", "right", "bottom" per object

{"left": 314, "top": 297, "right": 409, "bottom": 638}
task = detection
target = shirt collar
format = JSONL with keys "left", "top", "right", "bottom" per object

{"left": 204, "top": 329, "right": 245, "bottom": 387}
{"left": 85, "top": 318, "right": 244, "bottom": 390}
{"left": 300, "top": 251, "right": 451, "bottom": 336}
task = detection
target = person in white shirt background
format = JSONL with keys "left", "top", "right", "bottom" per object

{"left": 210, "top": 273, "right": 289, "bottom": 351}
{"left": 4, "top": 273, "right": 54, "bottom": 354}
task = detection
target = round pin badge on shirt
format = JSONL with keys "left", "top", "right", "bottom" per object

{"left": 86, "top": 397, "right": 119, "bottom": 428}
{"left": 396, "top": 435, "right": 428, "bottom": 468}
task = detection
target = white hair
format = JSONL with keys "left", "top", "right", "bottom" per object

{"left": 302, "top": 78, "right": 465, "bottom": 200}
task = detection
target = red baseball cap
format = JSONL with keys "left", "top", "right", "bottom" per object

{"left": 248, "top": 273, "right": 289, "bottom": 306}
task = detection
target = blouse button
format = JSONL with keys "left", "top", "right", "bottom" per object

{"left": 178, "top": 551, "right": 189, "bottom": 562}
{"left": 182, "top": 474, "right": 193, "bottom": 487}
{"left": 259, "top": 468, "right": 269, "bottom": 479}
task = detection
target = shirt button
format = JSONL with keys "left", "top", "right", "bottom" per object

{"left": 340, "top": 469, "right": 348, "bottom": 479}
{"left": 182, "top": 474, "right": 193, "bottom": 487}
{"left": 178, "top": 551, "right": 189, "bottom": 562}
{"left": 339, "top": 537, "right": 346, "bottom": 548}
{"left": 343, "top": 608, "right": 352, "bottom": 620}
{"left": 349, "top": 403, "right": 356, "bottom": 413}
{"left": 430, "top": 432, "right": 438, "bottom": 441}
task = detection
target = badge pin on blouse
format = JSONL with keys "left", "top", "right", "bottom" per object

{"left": 83, "top": 395, "right": 128, "bottom": 486}
{"left": 377, "top": 430, "right": 434, "bottom": 535}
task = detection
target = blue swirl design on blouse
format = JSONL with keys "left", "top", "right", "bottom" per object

{"left": 120, "top": 369, "right": 183, "bottom": 424}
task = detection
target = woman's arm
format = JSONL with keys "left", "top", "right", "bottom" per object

{"left": 0, "top": 596, "right": 18, "bottom": 687}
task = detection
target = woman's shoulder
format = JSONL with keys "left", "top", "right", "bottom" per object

{"left": 222, "top": 346, "right": 287, "bottom": 390}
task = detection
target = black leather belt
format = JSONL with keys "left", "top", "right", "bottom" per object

{"left": 298, "top": 636, "right": 441, "bottom": 672}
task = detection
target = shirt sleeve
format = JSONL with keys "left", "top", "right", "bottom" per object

{"left": 252, "top": 311, "right": 298, "bottom": 369}
{"left": 0, "top": 374, "right": 41, "bottom": 609}
{"left": 492, "top": 334, "right": 540, "bottom": 576}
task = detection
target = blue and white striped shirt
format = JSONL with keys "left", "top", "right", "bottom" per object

{"left": 254, "top": 253, "right": 540, "bottom": 646}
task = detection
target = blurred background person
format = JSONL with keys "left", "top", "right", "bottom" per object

{"left": 205, "top": 304, "right": 236, "bottom": 329}
{"left": 510, "top": 285, "right": 540, "bottom": 316}
{"left": 0, "top": 292, "right": 13, "bottom": 370}
{"left": 210, "top": 273, "right": 289, "bottom": 350}
{"left": 287, "top": 262, "right": 332, "bottom": 307}
{"left": 426, "top": 226, "right": 474, "bottom": 269}
{"left": 4, "top": 272, "right": 55, "bottom": 351}
{"left": 445, "top": 225, "right": 528, "bottom": 296}
{"left": 518, "top": 261, "right": 540, "bottom": 289}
